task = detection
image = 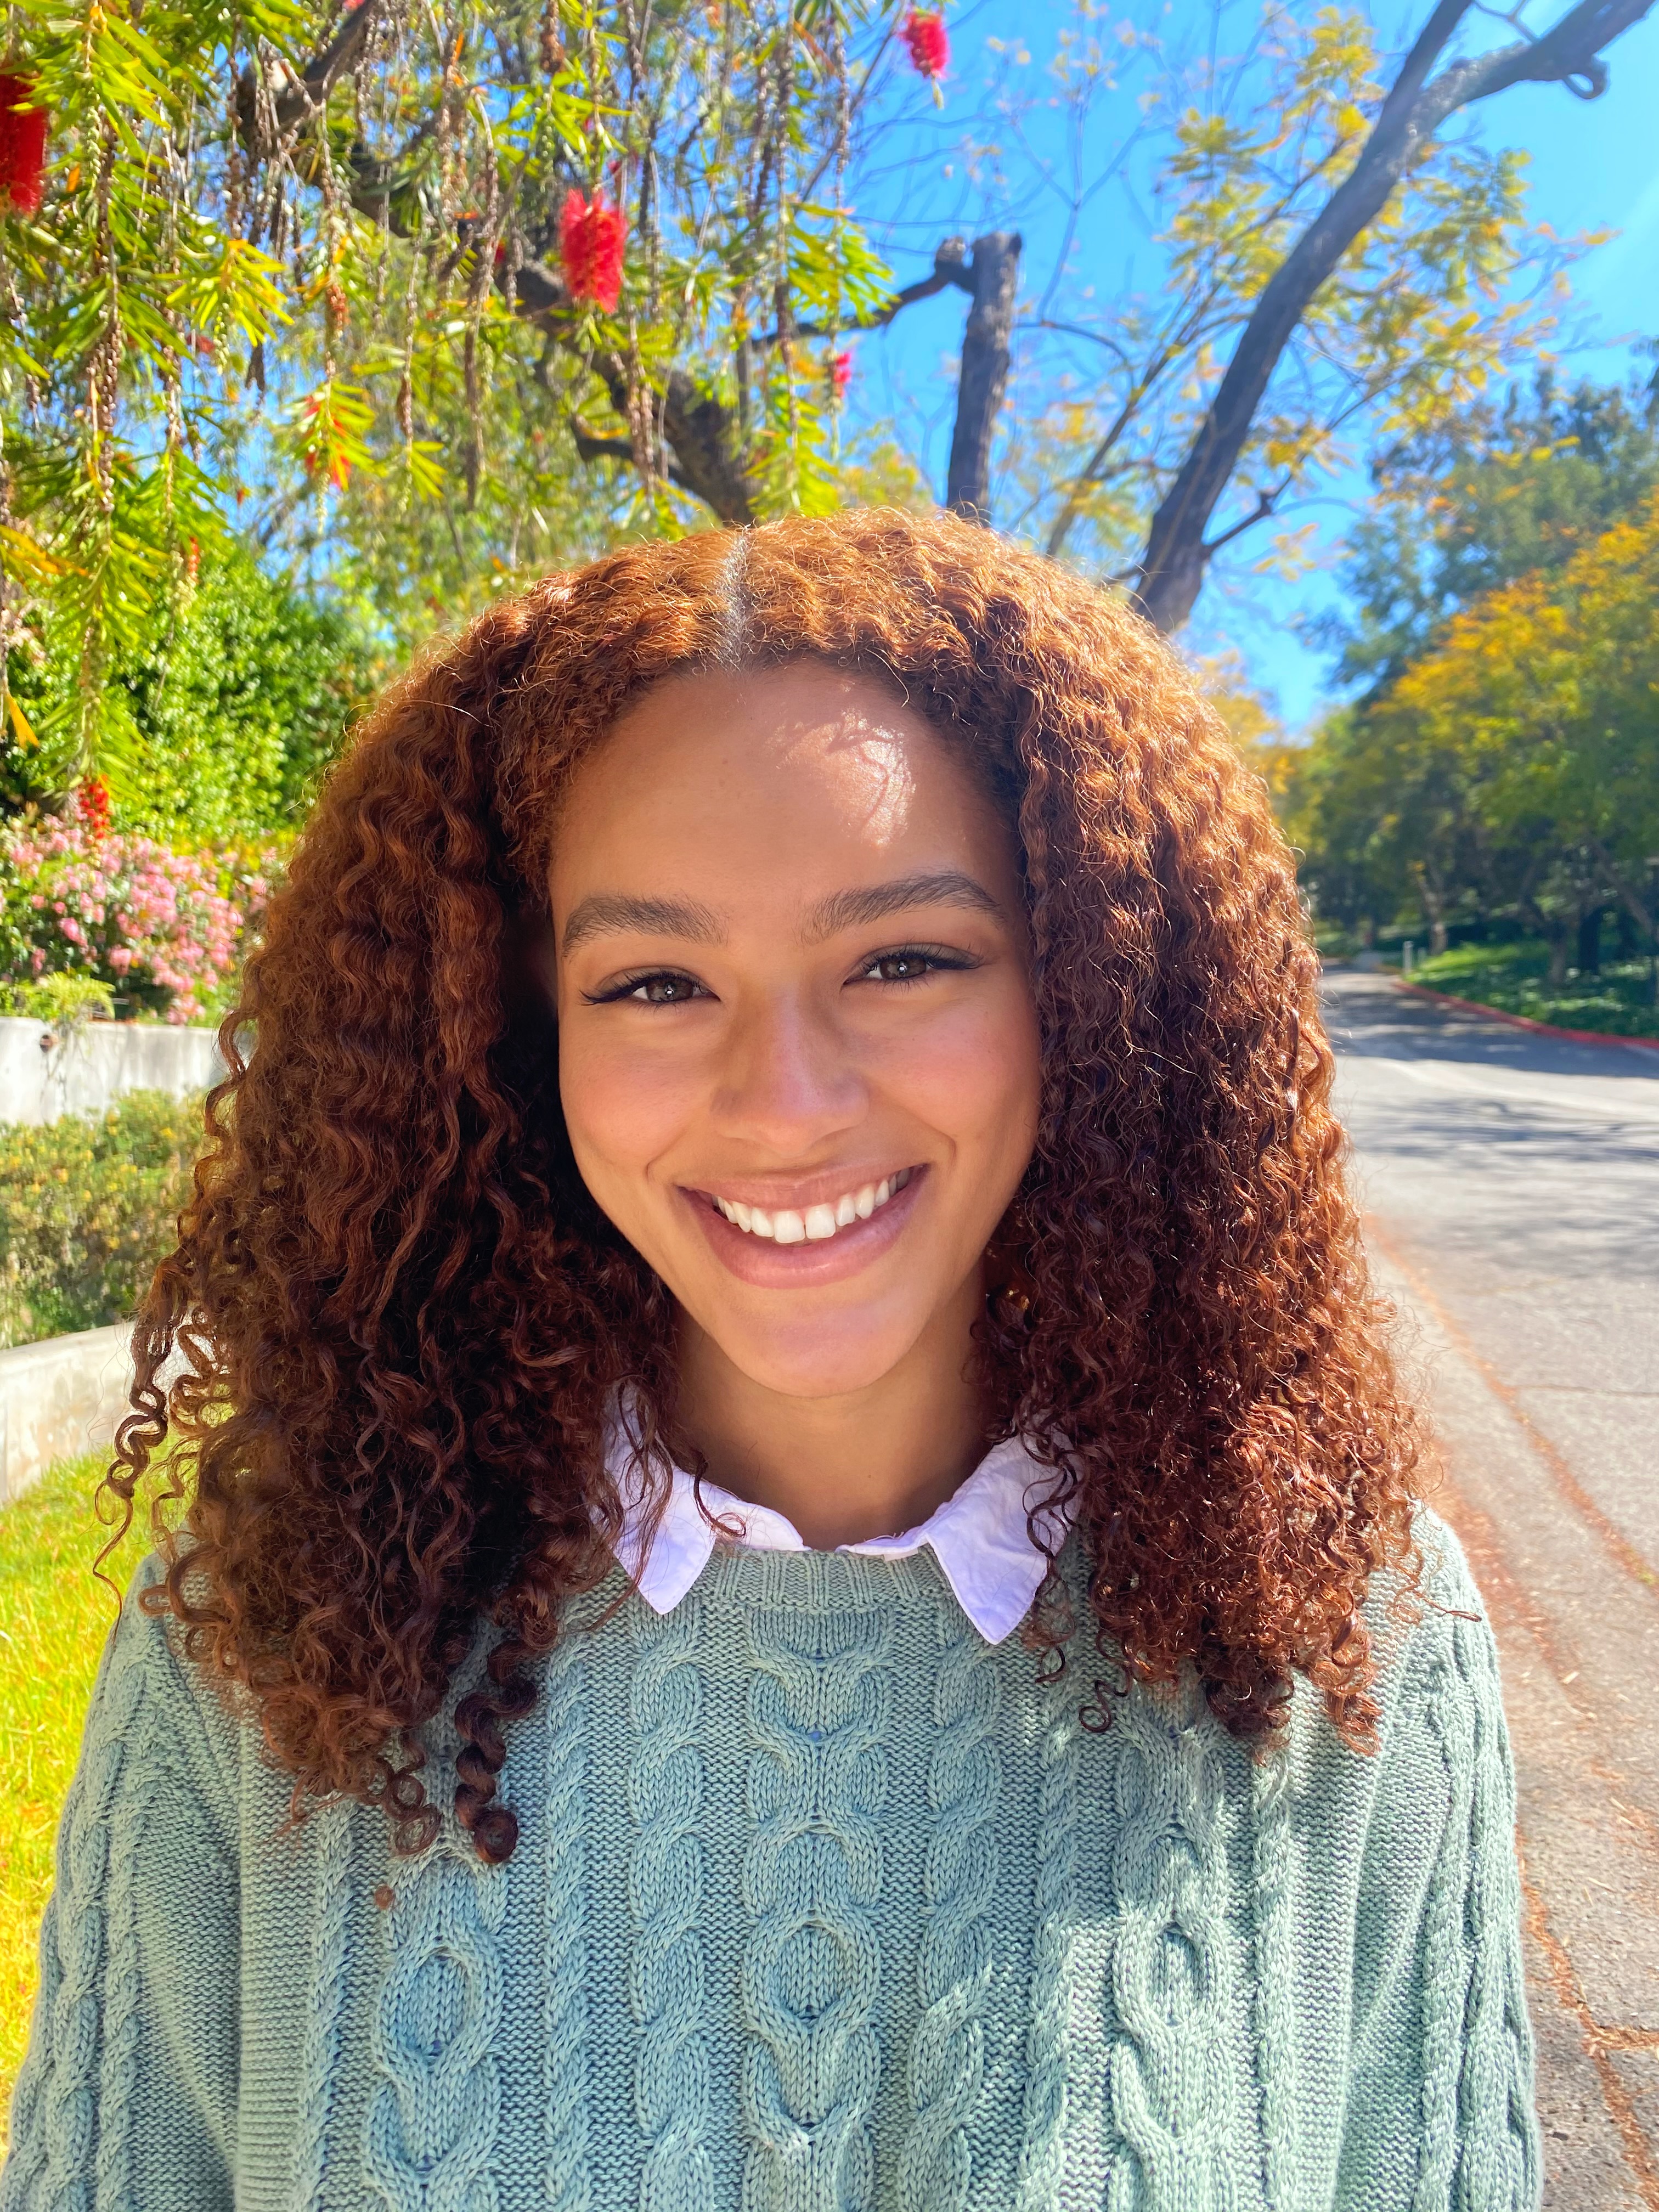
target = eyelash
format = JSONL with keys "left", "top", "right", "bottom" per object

{"left": 584, "top": 943, "right": 980, "bottom": 1006}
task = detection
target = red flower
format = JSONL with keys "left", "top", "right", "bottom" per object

{"left": 184, "top": 538, "right": 200, "bottom": 589}
{"left": 901, "top": 9, "right": 949, "bottom": 78}
{"left": 828, "top": 349, "right": 854, "bottom": 399}
{"left": 77, "top": 777, "right": 111, "bottom": 842}
{"left": 560, "top": 189, "right": 627, "bottom": 313}
{"left": 0, "top": 75, "right": 48, "bottom": 216}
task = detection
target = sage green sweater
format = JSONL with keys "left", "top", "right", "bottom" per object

{"left": 2, "top": 1511, "right": 1540, "bottom": 2211}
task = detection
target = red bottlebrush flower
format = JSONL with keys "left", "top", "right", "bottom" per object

{"left": 0, "top": 75, "right": 48, "bottom": 216}
{"left": 184, "top": 538, "right": 200, "bottom": 589}
{"left": 901, "top": 9, "right": 949, "bottom": 79}
{"left": 828, "top": 349, "right": 854, "bottom": 399}
{"left": 77, "top": 776, "right": 111, "bottom": 842}
{"left": 560, "top": 189, "right": 627, "bottom": 313}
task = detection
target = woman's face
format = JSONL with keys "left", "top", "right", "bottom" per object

{"left": 550, "top": 662, "right": 1042, "bottom": 1401}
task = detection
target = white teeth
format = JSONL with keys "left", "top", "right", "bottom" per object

{"left": 713, "top": 1172, "right": 915, "bottom": 1241}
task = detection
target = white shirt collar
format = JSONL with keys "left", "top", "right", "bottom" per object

{"left": 607, "top": 1423, "right": 1072, "bottom": 1645}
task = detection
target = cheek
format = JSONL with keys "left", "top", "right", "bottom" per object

{"left": 558, "top": 1023, "right": 705, "bottom": 1197}
{"left": 874, "top": 983, "right": 1041, "bottom": 1169}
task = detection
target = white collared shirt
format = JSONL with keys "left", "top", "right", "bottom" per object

{"left": 608, "top": 1430, "right": 1072, "bottom": 1645}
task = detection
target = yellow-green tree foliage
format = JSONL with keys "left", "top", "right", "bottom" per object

{"left": 1288, "top": 493, "right": 1659, "bottom": 946}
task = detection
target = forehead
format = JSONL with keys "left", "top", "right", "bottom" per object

{"left": 549, "top": 663, "right": 1012, "bottom": 914}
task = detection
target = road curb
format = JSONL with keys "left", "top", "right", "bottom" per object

{"left": 1392, "top": 978, "right": 1659, "bottom": 1056}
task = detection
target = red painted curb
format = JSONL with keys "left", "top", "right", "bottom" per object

{"left": 1391, "top": 977, "right": 1659, "bottom": 1054}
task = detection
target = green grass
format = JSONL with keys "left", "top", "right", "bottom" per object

{"left": 0, "top": 1453, "right": 156, "bottom": 2132}
{"left": 1410, "top": 939, "right": 1659, "bottom": 1040}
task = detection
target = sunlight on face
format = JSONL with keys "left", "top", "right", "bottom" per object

{"left": 550, "top": 663, "right": 1042, "bottom": 1401}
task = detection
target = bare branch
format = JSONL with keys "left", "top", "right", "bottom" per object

{"left": 757, "top": 238, "right": 973, "bottom": 346}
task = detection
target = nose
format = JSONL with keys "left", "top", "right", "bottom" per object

{"left": 710, "top": 990, "right": 867, "bottom": 1155}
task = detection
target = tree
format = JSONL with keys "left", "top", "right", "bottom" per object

{"left": 1119, "top": 0, "right": 1658, "bottom": 631}
{"left": 1314, "top": 365, "right": 1659, "bottom": 691}
{"left": 1, "top": 0, "right": 915, "bottom": 776}
{"left": 1285, "top": 488, "right": 1659, "bottom": 968}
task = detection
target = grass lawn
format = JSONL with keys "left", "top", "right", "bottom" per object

{"left": 1410, "top": 939, "right": 1659, "bottom": 1041}
{"left": 0, "top": 1452, "right": 155, "bottom": 2134}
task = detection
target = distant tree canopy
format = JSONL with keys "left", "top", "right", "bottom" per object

{"left": 1283, "top": 373, "right": 1659, "bottom": 974}
{"left": 1312, "top": 367, "right": 1659, "bottom": 691}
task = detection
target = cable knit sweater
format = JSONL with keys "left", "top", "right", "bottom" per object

{"left": 2, "top": 1509, "right": 1539, "bottom": 2212}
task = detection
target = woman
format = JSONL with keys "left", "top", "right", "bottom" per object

{"left": 3, "top": 510, "right": 1539, "bottom": 2211}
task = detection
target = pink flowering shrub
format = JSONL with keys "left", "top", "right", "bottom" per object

{"left": 1, "top": 821, "right": 281, "bottom": 1025}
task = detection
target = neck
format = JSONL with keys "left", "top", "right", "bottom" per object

{"left": 672, "top": 1278, "right": 990, "bottom": 1549}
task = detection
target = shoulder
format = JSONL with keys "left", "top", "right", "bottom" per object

{"left": 88, "top": 1553, "right": 244, "bottom": 1847}
{"left": 1363, "top": 1502, "right": 1501, "bottom": 1719}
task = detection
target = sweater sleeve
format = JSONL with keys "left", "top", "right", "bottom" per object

{"left": 1, "top": 1560, "right": 241, "bottom": 2212}
{"left": 1333, "top": 1515, "right": 1543, "bottom": 2212}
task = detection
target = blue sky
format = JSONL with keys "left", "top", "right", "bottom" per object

{"left": 845, "top": 0, "right": 1659, "bottom": 727}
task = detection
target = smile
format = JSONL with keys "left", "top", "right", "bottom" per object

{"left": 709, "top": 1167, "right": 916, "bottom": 1243}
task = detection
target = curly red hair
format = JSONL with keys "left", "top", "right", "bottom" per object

{"left": 105, "top": 508, "right": 1421, "bottom": 1864}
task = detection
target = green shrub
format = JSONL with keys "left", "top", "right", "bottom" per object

{"left": 1411, "top": 939, "right": 1659, "bottom": 1039}
{"left": 3, "top": 974, "right": 116, "bottom": 1025}
{"left": 0, "top": 1091, "right": 201, "bottom": 1348}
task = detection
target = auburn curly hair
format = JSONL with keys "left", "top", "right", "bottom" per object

{"left": 104, "top": 506, "right": 1421, "bottom": 1865}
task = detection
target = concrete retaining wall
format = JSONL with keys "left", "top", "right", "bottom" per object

{"left": 0, "top": 1015, "right": 222, "bottom": 1126}
{"left": 0, "top": 1323, "right": 134, "bottom": 1505}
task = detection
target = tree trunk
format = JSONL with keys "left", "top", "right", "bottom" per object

{"left": 1547, "top": 918, "right": 1571, "bottom": 990}
{"left": 1414, "top": 863, "right": 1450, "bottom": 956}
{"left": 1576, "top": 905, "right": 1603, "bottom": 974}
{"left": 945, "top": 234, "right": 1022, "bottom": 524}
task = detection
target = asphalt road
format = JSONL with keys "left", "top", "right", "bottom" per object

{"left": 1324, "top": 970, "right": 1659, "bottom": 2211}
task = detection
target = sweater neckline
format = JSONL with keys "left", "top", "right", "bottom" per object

{"left": 605, "top": 1423, "right": 1074, "bottom": 1643}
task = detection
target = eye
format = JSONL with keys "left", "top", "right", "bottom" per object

{"left": 586, "top": 970, "right": 710, "bottom": 1006}
{"left": 855, "top": 945, "right": 978, "bottom": 985}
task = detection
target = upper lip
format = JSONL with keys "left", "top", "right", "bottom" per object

{"left": 684, "top": 1165, "right": 922, "bottom": 1210}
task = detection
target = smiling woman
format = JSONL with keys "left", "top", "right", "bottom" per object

{"left": 2, "top": 511, "right": 1539, "bottom": 2211}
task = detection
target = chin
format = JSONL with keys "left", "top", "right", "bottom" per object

{"left": 711, "top": 1306, "right": 932, "bottom": 1402}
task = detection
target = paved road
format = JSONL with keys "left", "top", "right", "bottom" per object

{"left": 1324, "top": 970, "right": 1659, "bottom": 2211}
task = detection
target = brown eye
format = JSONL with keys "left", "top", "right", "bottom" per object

{"left": 633, "top": 974, "right": 702, "bottom": 1004}
{"left": 867, "top": 952, "right": 936, "bottom": 983}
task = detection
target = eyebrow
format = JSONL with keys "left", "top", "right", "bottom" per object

{"left": 800, "top": 871, "right": 1006, "bottom": 943}
{"left": 560, "top": 893, "right": 725, "bottom": 955}
{"left": 560, "top": 869, "right": 1005, "bottom": 956}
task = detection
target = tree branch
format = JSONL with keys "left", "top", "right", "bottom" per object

{"left": 572, "top": 419, "right": 694, "bottom": 493}
{"left": 1131, "top": 0, "right": 1657, "bottom": 633}
{"left": 757, "top": 238, "right": 974, "bottom": 345}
